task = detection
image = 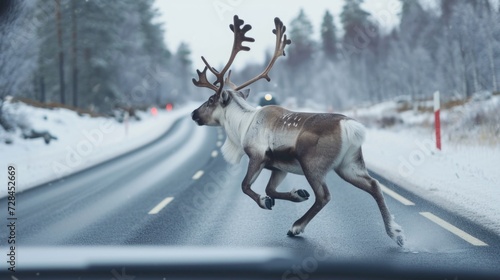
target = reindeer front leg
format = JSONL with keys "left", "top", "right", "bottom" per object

{"left": 242, "top": 156, "right": 275, "bottom": 210}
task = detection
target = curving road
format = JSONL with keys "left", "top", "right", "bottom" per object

{"left": 1, "top": 116, "right": 499, "bottom": 278}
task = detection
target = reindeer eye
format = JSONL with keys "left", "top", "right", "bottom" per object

{"left": 208, "top": 97, "right": 214, "bottom": 105}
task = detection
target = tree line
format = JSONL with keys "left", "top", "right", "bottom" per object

{"left": 1, "top": 0, "right": 499, "bottom": 119}
{"left": 235, "top": 0, "right": 499, "bottom": 109}
{"left": 0, "top": 0, "right": 192, "bottom": 118}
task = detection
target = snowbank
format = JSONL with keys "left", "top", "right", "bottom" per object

{"left": 348, "top": 95, "right": 500, "bottom": 235}
{"left": 0, "top": 101, "right": 197, "bottom": 198}
{"left": 363, "top": 129, "right": 500, "bottom": 235}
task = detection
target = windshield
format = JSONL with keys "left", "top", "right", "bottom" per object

{"left": 1, "top": 0, "right": 499, "bottom": 279}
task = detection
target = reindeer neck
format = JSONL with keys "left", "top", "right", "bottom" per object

{"left": 221, "top": 99, "right": 257, "bottom": 145}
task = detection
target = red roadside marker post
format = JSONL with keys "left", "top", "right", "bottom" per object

{"left": 434, "top": 91, "right": 441, "bottom": 150}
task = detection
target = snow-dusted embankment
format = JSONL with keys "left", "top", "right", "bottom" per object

{"left": 0, "top": 102, "right": 197, "bottom": 198}
{"left": 351, "top": 96, "right": 500, "bottom": 236}
{"left": 363, "top": 129, "right": 500, "bottom": 235}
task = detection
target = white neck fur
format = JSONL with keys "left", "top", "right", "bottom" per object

{"left": 220, "top": 97, "right": 256, "bottom": 164}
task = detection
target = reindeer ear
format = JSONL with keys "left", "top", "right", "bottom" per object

{"left": 240, "top": 88, "right": 250, "bottom": 99}
{"left": 220, "top": 90, "right": 231, "bottom": 105}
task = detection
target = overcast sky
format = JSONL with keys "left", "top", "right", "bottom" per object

{"left": 154, "top": 0, "right": 403, "bottom": 70}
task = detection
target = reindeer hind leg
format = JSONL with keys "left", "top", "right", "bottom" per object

{"left": 335, "top": 148, "right": 406, "bottom": 247}
{"left": 287, "top": 163, "right": 331, "bottom": 236}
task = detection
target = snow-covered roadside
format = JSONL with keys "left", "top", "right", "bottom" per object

{"left": 0, "top": 102, "right": 198, "bottom": 198}
{"left": 362, "top": 127, "right": 500, "bottom": 235}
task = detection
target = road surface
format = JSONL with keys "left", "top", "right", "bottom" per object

{"left": 1, "top": 116, "right": 499, "bottom": 277}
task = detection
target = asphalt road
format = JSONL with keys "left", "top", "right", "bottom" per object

{"left": 1, "top": 116, "right": 499, "bottom": 277}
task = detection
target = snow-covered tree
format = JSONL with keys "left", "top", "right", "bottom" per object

{"left": 321, "top": 10, "right": 337, "bottom": 60}
{"left": 288, "top": 9, "right": 315, "bottom": 67}
{"left": 34, "top": 0, "right": 175, "bottom": 112}
{"left": 0, "top": 1, "right": 38, "bottom": 130}
{"left": 340, "top": 0, "right": 371, "bottom": 52}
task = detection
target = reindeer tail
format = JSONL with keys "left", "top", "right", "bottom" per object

{"left": 340, "top": 119, "right": 366, "bottom": 148}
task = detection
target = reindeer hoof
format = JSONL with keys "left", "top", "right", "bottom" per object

{"left": 396, "top": 235, "right": 405, "bottom": 247}
{"left": 287, "top": 225, "right": 304, "bottom": 236}
{"left": 389, "top": 222, "right": 406, "bottom": 247}
{"left": 265, "top": 196, "right": 275, "bottom": 209}
{"left": 291, "top": 188, "right": 310, "bottom": 202}
{"left": 296, "top": 189, "right": 310, "bottom": 199}
{"left": 260, "top": 196, "right": 275, "bottom": 210}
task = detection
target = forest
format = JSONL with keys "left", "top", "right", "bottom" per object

{"left": 0, "top": 0, "right": 499, "bottom": 121}
{"left": 0, "top": 0, "right": 190, "bottom": 120}
{"left": 237, "top": 0, "right": 499, "bottom": 109}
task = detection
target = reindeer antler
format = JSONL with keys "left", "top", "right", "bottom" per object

{"left": 192, "top": 15, "right": 254, "bottom": 94}
{"left": 192, "top": 67, "right": 219, "bottom": 91}
{"left": 232, "top": 17, "right": 291, "bottom": 91}
{"left": 192, "top": 16, "right": 291, "bottom": 95}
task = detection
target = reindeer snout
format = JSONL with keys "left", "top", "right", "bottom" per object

{"left": 191, "top": 110, "right": 202, "bottom": 126}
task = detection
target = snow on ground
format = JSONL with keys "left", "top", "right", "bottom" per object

{"left": 363, "top": 128, "right": 500, "bottom": 235}
{"left": 345, "top": 95, "right": 500, "bottom": 235}
{"left": 0, "top": 101, "right": 197, "bottom": 198}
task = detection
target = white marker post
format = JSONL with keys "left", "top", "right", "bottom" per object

{"left": 433, "top": 91, "right": 441, "bottom": 150}
{"left": 124, "top": 111, "right": 129, "bottom": 137}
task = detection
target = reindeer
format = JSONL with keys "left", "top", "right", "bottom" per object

{"left": 191, "top": 16, "right": 405, "bottom": 246}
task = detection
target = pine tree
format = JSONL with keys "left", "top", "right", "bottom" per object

{"left": 34, "top": 0, "right": 175, "bottom": 112}
{"left": 0, "top": 1, "right": 39, "bottom": 130}
{"left": 137, "top": 0, "right": 171, "bottom": 63}
{"left": 321, "top": 10, "right": 337, "bottom": 59}
{"left": 340, "top": 0, "right": 370, "bottom": 47}
{"left": 399, "top": 0, "right": 430, "bottom": 46}
{"left": 173, "top": 42, "right": 193, "bottom": 101}
{"left": 288, "top": 9, "right": 314, "bottom": 67}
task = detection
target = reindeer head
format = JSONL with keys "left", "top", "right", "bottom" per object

{"left": 191, "top": 89, "right": 250, "bottom": 126}
{"left": 191, "top": 15, "right": 291, "bottom": 126}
